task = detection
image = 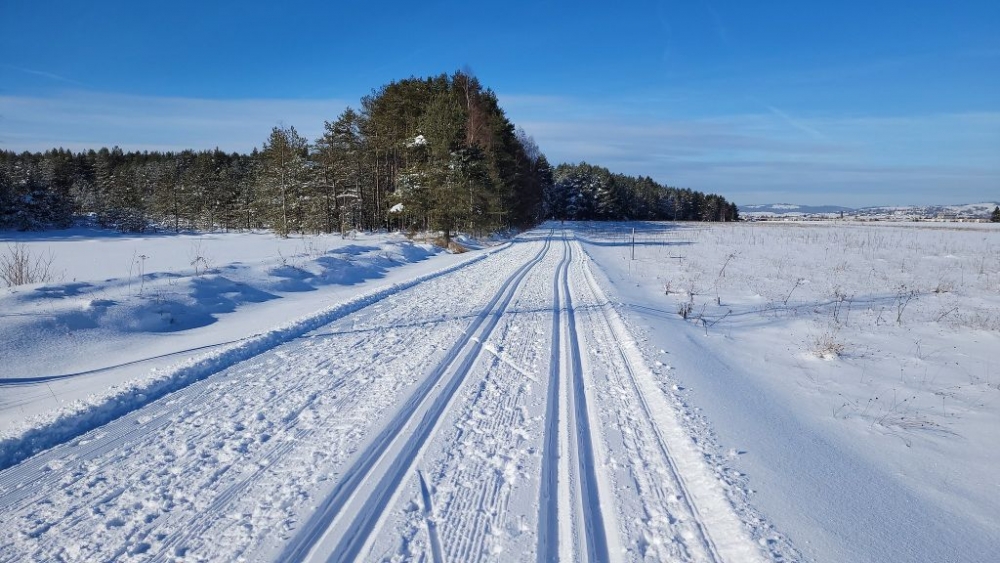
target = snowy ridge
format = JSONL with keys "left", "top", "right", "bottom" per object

{"left": 741, "top": 201, "right": 999, "bottom": 220}
{"left": 0, "top": 242, "right": 507, "bottom": 472}
{"left": 740, "top": 203, "right": 853, "bottom": 215}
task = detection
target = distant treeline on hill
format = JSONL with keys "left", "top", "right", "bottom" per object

{"left": 549, "top": 162, "right": 738, "bottom": 222}
{"left": 0, "top": 73, "right": 737, "bottom": 236}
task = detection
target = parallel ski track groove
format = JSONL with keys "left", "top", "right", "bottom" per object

{"left": 536, "top": 233, "right": 571, "bottom": 563}
{"left": 423, "top": 242, "right": 555, "bottom": 562}
{"left": 279, "top": 236, "right": 552, "bottom": 563}
{"left": 563, "top": 236, "right": 612, "bottom": 562}
{"left": 575, "top": 238, "right": 723, "bottom": 563}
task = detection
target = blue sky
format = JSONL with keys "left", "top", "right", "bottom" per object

{"left": 1, "top": 0, "right": 997, "bottom": 207}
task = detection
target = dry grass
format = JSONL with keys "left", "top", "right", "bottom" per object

{"left": 431, "top": 237, "right": 469, "bottom": 253}
{"left": 811, "top": 331, "right": 846, "bottom": 359}
{"left": 1, "top": 243, "right": 56, "bottom": 287}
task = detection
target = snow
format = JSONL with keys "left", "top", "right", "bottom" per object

{"left": 0, "top": 228, "right": 472, "bottom": 449}
{"left": 1, "top": 221, "right": 997, "bottom": 562}
{"left": 581, "top": 220, "right": 1000, "bottom": 561}
{"left": 743, "top": 201, "right": 1000, "bottom": 221}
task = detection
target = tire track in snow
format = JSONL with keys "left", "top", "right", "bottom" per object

{"left": 279, "top": 235, "right": 553, "bottom": 562}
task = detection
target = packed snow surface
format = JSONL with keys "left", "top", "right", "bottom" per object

{"left": 1, "top": 222, "right": 998, "bottom": 562}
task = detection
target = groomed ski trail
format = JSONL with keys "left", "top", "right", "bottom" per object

{"left": 365, "top": 231, "right": 763, "bottom": 562}
{"left": 0, "top": 236, "right": 545, "bottom": 562}
{"left": 0, "top": 228, "right": 767, "bottom": 563}
{"left": 366, "top": 231, "right": 568, "bottom": 561}
{"left": 559, "top": 235, "right": 619, "bottom": 562}
{"left": 570, "top": 236, "right": 762, "bottom": 562}
{"left": 280, "top": 235, "right": 553, "bottom": 562}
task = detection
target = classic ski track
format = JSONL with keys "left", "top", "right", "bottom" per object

{"left": 561, "top": 235, "right": 619, "bottom": 562}
{"left": 536, "top": 234, "right": 572, "bottom": 563}
{"left": 0, "top": 230, "right": 763, "bottom": 563}
{"left": 0, "top": 240, "right": 540, "bottom": 562}
{"left": 369, "top": 231, "right": 565, "bottom": 562}
{"left": 568, "top": 242, "right": 719, "bottom": 562}
{"left": 280, "top": 236, "right": 553, "bottom": 563}
{"left": 572, "top": 236, "right": 755, "bottom": 563}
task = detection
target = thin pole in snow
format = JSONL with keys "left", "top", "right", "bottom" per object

{"left": 631, "top": 227, "right": 635, "bottom": 260}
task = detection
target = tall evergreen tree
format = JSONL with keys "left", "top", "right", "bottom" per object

{"left": 256, "top": 125, "right": 309, "bottom": 237}
{"left": 314, "top": 108, "right": 365, "bottom": 233}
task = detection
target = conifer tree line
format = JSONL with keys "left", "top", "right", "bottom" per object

{"left": 0, "top": 71, "right": 738, "bottom": 235}
{"left": 548, "top": 162, "right": 738, "bottom": 222}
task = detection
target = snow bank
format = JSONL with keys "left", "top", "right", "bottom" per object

{"left": 0, "top": 230, "right": 509, "bottom": 470}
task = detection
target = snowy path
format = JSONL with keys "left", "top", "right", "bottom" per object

{"left": 0, "top": 229, "right": 762, "bottom": 562}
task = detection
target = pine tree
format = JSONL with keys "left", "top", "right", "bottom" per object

{"left": 0, "top": 155, "right": 13, "bottom": 228}
{"left": 257, "top": 126, "right": 309, "bottom": 237}
{"left": 991, "top": 206, "right": 1000, "bottom": 223}
{"left": 314, "top": 108, "right": 365, "bottom": 234}
{"left": 419, "top": 89, "right": 467, "bottom": 244}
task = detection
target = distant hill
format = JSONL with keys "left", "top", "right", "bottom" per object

{"left": 740, "top": 202, "right": 1000, "bottom": 220}
{"left": 740, "top": 204, "right": 854, "bottom": 215}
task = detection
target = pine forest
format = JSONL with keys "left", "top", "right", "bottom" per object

{"left": 0, "top": 72, "right": 738, "bottom": 237}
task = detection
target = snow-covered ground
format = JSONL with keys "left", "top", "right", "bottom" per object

{"left": 0, "top": 229, "right": 477, "bottom": 458}
{"left": 0, "top": 222, "right": 997, "bottom": 561}
{"left": 581, "top": 221, "right": 1000, "bottom": 562}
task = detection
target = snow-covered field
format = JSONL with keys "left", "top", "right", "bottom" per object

{"left": 582, "top": 221, "right": 1000, "bottom": 562}
{"left": 0, "top": 221, "right": 997, "bottom": 561}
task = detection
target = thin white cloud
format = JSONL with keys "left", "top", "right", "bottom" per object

{"left": 0, "top": 64, "right": 88, "bottom": 87}
{"left": 0, "top": 91, "right": 351, "bottom": 152}
{"left": 2, "top": 90, "right": 997, "bottom": 207}
{"left": 505, "top": 95, "right": 1000, "bottom": 206}
{"left": 765, "top": 105, "right": 828, "bottom": 140}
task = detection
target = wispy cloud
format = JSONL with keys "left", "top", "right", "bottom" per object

{"left": 0, "top": 91, "right": 351, "bottom": 152}
{"left": 0, "top": 64, "right": 87, "bottom": 87}
{"left": 505, "top": 95, "right": 1000, "bottom": 206}
{"left": 2, "top": 90, "right": 997, "bottom": 208}
{"left": 764, "top": 105, "right": 828, "bottom": 140}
